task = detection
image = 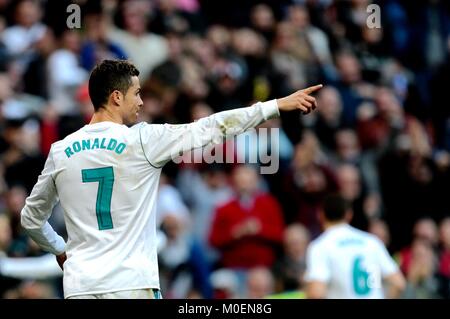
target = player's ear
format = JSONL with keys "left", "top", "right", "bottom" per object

{"left": 111, "top": 90, "right": 123, "bottom": 106}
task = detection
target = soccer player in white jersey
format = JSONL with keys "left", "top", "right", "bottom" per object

{"left": 20, "top": 59, "right": 323, "bottom": 299}
{"left": 304, "top": 193, "right": 406, "bottom": 299}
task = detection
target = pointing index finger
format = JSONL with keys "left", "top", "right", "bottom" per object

{"left": 302, "top": 84, "right": 323, "bottom": 94}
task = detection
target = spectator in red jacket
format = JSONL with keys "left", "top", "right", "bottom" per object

{"left": 209, "top": 164, "right": 285, "bottom": 270}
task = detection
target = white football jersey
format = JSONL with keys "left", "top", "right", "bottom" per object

{"left": 20, "top": 100, "right": 279, "bottom": 298}
{"left": 304, "top": 224, "right": 399, "bottom": 299}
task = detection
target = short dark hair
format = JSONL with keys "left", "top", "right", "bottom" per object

{"left": 88, "top": 60, "right": 139, "bottom": 111}
{"left": 322, "top": 193, "right": 350, "bottom": 222}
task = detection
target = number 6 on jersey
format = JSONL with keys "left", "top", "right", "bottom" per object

{"left": 82, "top": 166, "right": 115, "bottom": 230}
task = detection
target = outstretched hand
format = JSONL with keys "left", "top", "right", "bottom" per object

{"left": 276, "top": 84, "right": 323, "bottom": 114}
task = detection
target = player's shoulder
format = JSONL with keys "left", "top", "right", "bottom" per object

{"left": 135, "top": 121, "right": 170, "bottom": 138}
{"left": 351, "top": 226, "right": 378, "bottom": 241}
{"left": 49, "top": 128, "right": 84, "bottom": 152}
{"left": 130, "top": 121, "right": 150, "bottom": 138}
{"left": 44, "top": 128, "right": 84, "bottom": 164}
{"left": 308, "top": 232, "right": 329, "bottom": 251}
{"left": 49, "top": 123, "right": 134, "bottom": 152}
{"left": 311, "top": 225, "right": 362, "bottom": 247}
{"left": 129, "top": 121, "right": 145, "bottom": 131}
{"left": 348, "top": 226, "right": 385, "bottom": 249}
{"left": 130, "top": 121, "right": 164, "bottom": 133}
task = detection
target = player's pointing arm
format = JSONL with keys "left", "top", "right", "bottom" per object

{"left": 277, "top": 84, "right": 323, "bottom": 113}
{"left": 140, "top": 84, "right": 323, "bottom": 167}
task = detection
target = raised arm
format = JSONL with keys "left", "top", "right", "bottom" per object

{"left": 139, "top": 85, "right": 322, "bottom": 167}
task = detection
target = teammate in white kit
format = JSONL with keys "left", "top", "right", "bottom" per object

{"left": 20, "top": 59, "right": 323, "bottom": 299}
{"left": 304, "top": 193, "right": 406, "bottom": 299}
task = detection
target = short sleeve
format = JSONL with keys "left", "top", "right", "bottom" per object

{"left": 304, "top": 242, "right": 331, "bottom": 283}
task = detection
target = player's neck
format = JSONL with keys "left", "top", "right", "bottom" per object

{"left": 90, "top": 107, "right": 123, "bottom": 125}
{"left": 323, "top": 220, "right": 347, "bottom": 230}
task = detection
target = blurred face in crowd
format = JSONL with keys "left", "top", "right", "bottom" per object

{"left": 190, "top": 102, "right": 213, "bottom": 121}
{"left": 274, "top": 22, "right": 296, "bottom": 51}
{"left": 410, "top": 239, "right": 436, "bottom": 274}
{"left": 292, "top": 131, "right": 320, "bottom": 170}
{"left": 4, "top": 125, "right": 24, "bottom": 150}
{"left": 335, "top": 129, "right": 360, "bottom": 162}
{"left": 15, "top": 0, "right": 41, "bottom": 28}
{"left": 232, "top": 29, "right": 266, "bottom": 57}
{"left": 180, "top": 55, "right": 210, "bottom": 99}
{"left": 251, "top": 4, "right": 275, "bottom": 31}
{"left": 368, "top": 219, "right": 391, "bottom": 247}
{"left": 213, "top": 59, "right": 243, "bottom": 94}
{"left": 374, "top": 87, "right": 402, "bottom": 117}
{"left": 159, "top": 0, "right": 177, "bottom": 13}
{"left": 207, "top": 25, "right": 231, "bottom": 53}
{"left": 35, "top": 28, "right": 55, "bottom": 56}
{"left": 138, "top": 94, "right": 162, "bottom": 122}
{"left": 0, "top": 214, "right": 12, "bottom": 251}
{"left": 84, "top": 13, "right": 108, "bottom": 41}
{"left": 6, "top": 185, "right": 27, "bottom": 215}
{"left": 336, "top": 53, "right": 361, "bottom": 84}
{"left": 231, "top": 165, "right": 259, "bottom": 196}
{"left": 246, "top": 267, "right": 274, "bottom": 299}
{"left": 413, "top": 218, "right": 438, "bottom": 246}
{"left": 362, "top": 25, "right": 383, "bottom": 45}
{"left": 292, "top": 131, "right": 327, "bottom": 194}
{"left": 167, "top": 33, "right": 183, "bottom": 59}
{"left": 62, "top": 30, "right": 82, "bottom": 53}
{"left": 123, "top": 0, "right": 150, "bottom": 35}
{"left": 288, "top": 5, "right": 310, "bottom": 30}
{"left": 299, "top": 166, "right": 327, "bottom": 194}
{"left": 336, "top": 164, "right": 361, "bottom": 202}
{"left": 352, "top": 0, "right": 371, "bottom": 8}
{"left": 439, "top": 218, "right": 450, "bottom": 249}
{"left": 283, "top": 224, "right": 310, "bottom": 260}
{"left": 317, "top": 87, "right": 342, "bottom": 123}
{"left": 203, "top": 169, "right": 227, "bottom": 189}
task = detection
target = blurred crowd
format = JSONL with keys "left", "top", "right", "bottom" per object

{"left": 0, "top": 0, "right": 450, "bottom": 299}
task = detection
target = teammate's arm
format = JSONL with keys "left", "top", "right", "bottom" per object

{"left": 139, "top": 85, "right": 322, "bottom": 167}
{"left": 306, "top": 281, "right": 327, "bottom": 299}
{"left": 304, "top": 242, "right": 330, "bottom": 299}
{"left": 384, "top": 271, "right": 406, "bottom": 299}
{"left": 20, "top": 147, "right": 66, "bottom": 265}
{"left": 375, "top": 238, "right": 406, "bottom": 298}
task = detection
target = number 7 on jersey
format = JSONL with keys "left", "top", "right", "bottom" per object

{"left": 82, "top": 166, "right": 115, "bottom": 230}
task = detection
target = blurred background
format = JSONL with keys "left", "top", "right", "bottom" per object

{"left": 0, "top": 0, "right": 449, "bottom": 299}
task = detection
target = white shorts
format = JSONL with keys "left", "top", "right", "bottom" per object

{"left": 67, "top": 288, "right": 162, "bottom": 299}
